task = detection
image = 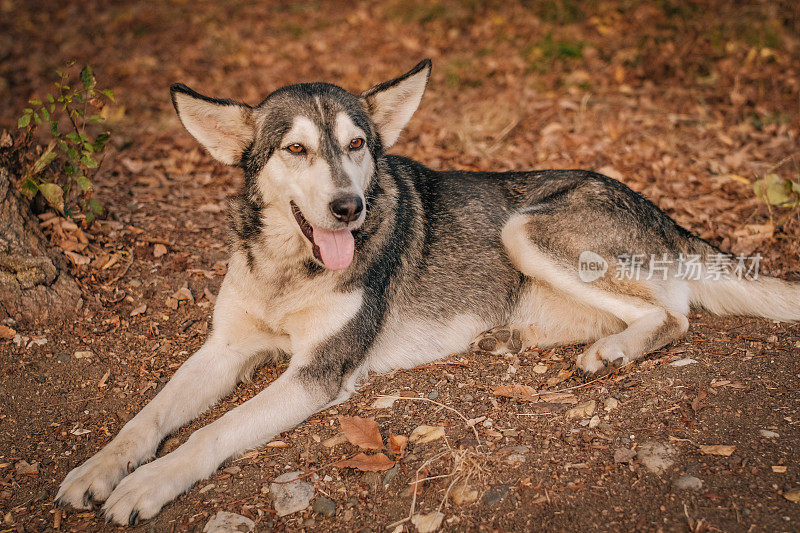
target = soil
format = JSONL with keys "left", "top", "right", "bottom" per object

{"left": 1, "top": 1, "right": 799, "bottom": 531}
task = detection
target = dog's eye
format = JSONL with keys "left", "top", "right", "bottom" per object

{"left": 286, "top": 143, "right": 306, "bottom": 154}
{"left": 349, "top": 138, "right": 364, "bottom": 151}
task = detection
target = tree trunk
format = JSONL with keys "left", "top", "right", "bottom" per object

{"left": 0, "top": 167, "right": 82, "bottom": 326}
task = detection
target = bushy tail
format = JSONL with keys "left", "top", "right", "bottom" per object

{"left": 690, "top": 276, "right": 800, "bottom": 322}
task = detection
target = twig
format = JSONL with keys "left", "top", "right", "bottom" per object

{"left": 101, "top": 247, "right": 133, "bottom": 289}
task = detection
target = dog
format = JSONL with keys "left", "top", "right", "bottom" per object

{"left": 56, "top": 59, "right": 800, "bottom": 525}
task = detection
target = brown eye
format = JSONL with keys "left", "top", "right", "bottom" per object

{"left": 287, "top": 143, "right": 306, "bottom": 154}
{"left": 349, "top": 138, "right": 364, "bottom": 150}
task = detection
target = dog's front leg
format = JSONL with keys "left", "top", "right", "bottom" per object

{"left": 56, "top": 279, "right": 285, "bottom": 510}
{"left": 99, "top": 361, "right": 349, "bottom": 525}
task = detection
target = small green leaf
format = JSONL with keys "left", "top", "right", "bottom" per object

{"left": 20, "top": 178, "right": 39, "bottom": 197}
{"left": 38, "top": 182, "right": 64, "bottom": 212}
{"left": 80, "top": 66, "right": 95, "bottom": 90}
{"left": 47, "top": 93, "right": 55, "bottom": 103}
{"left": 64, "top": 161, "right": 77, "bottom": 177}
{"left": 101, "top": 89, "right": 115, "bottom": 102}
{"left": 30, "top": 98, "right": 42, "bottom": 106}
{"left": 24, "top": 107, "right": 33, "bottom": 113}
{"left": 753, "top": 173, "right": 799, "bottom": 206}
{"left": 93, "top": 132, "right": 110, "bottom": 151}
{"left": 33, "top": 112, "right": 41, "bottom": 124}
{"left": 89, "top": 114, "right": 104, "bottom": 124}
{"left": 18, "top": 114, "right": 31, "bottom": 128}
{"left": 31, "top": 146, "right": 57, "bottom": 174}
{"left": 50, "top": 122, "right": 59, "bottom": 136}
{"left": 85, "top": 212, "right": 96, "bottom": 224}
{"left": 76, "top": 176, "right": 92, "bottom": 191}
{"left": 80, "top": 153, "right": 98, "bottom": 168}
{"left": 41, "top": 107, "right": 50, "bottom": 121}
{"left": 88, "top": 198, "right": 103, "bottom": 215}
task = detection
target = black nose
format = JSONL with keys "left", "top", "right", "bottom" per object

{"left": 329, "top": 195, "right": 363, "bottom": 223}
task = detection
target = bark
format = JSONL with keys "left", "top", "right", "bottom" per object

{"left": 0, "top": 167, "right": 81, "bottom": 325}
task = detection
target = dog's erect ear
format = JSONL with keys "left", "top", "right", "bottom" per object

{"left": 362, "top": 59, "right": 431, "bottom": 149}
{"left": 170, "top": 84, "right": 255, "bottom": 165}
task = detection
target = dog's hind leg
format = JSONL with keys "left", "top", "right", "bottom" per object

{"left": 56, "top": 277, "right": 288, "bottom": 511}
{"left": 501, "top": 212, "right": 689, "bottom": 375}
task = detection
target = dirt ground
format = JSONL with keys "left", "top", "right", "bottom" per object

{"left": 1, "top": 1, "right": 800, "bottom": 531}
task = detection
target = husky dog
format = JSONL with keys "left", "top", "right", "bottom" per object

{"left": 56, "top": 60, "right": 800, "bottom": 525}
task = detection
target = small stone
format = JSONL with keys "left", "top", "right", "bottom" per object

{"left": 673, "top": 475, "right": 703, "bottom": 491}
{"left": 505, "top": 453, "right": 526, "bottom": 466}
{"left": 603, "top": 397, "right": 620, "bottom": 412}
{"left": 74, "top": 350, "right": 93, "bottom": 359}
{"left": 57, "top": 353, "right": 70, "bottom": 363}
{"left": 312, "top": 496, "right": 336, "bottom": 517}
{"left": 670, "top": 358, "right": 697, "bottom": 367}
{"left": 411, "top": 511, "right": 444, "bottom": 533}
{"left": 223, "top": 466, "right": 241, "bottom": 475}
{"left": 427, "top": 390, "right": 440, "bottom": 400}
{"left": 203, "top": 511, "right": 255, "bottom": 533}
{"left": 614, "top": 448, "right": 636, "bottom": 464}
{"left": 588, "top": 415, "right": 601, "bottom": 428}
{"left": 638, "top": 442, "right": 675, "bottom": 475}
{"left": 566, "top": 400, "right": 596, "bottom": 419}
{"left": 463, "top": 394, "right": 474, "bottom": 402}
{"left": 482, "top": 485, "right": 510, "bottom": 506}
{"left": 760, "top": 429, "right": 779, "bottom": 438}
{"left": 532, "top": 364, "right": 548, "bottom": 374}
{"left": 198, "top": 483, "right": 215, "bottom": 494}
{"left": 270, "top": 471, "right": 315, "bottom": 517}
{"left": 383, "top": 464, "right": 400, "bottom": 486}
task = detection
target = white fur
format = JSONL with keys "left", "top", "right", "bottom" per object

{"left": 172, "top": 92, "right": 253, "bottom": 165}
{"left": 363, "top": 63, "right": 430, "bottom": 148}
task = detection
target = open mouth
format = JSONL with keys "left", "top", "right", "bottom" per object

{"left": 290, "top": 201, "right": 355, "bottom": 270}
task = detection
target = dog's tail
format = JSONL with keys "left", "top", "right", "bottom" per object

{"left": 687, "top": 241, "right": 800, "bottom": 321}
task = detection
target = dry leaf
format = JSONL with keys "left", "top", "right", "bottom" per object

{"left": 153, "top": 243, "right": 167, "bottom": 258}
{"left": 699, "top": 445, "right": 736, "bottom": 457}
{"left": 389, "top": 433, "right": 408, "bottom": 457}
{"left": 411, "top": 511, "right": 444, "bottom": 533}
{"left": 450, "top": 481, "right": 479, "bottom": 505}
{"left": 322, "top": 433, "right": 348, "bottom": 448}
{"left": 409, "top": 425, "right": 445, "bottom": 444}
{"left": 493, "top": 384, "right": 540, "bottom": 401}
{"left": 539, "top": 392, "right": 579, "bottom": 404}
{"left": 130, "top": 304, "right": 147, "bottom": 317}
{"left": 338, "top": 416, "right": 384, "bottom": 450}
{"left": 370, "top": 396, "right": 398, "bottom": 409}
{"left": 0, "top": 325, "right": 16, "bottom": 340}
{"left": 334, "top": 452, "right": 394, "bottom": 472}
{"left": 772, "top": 466, "right": 787, "bottom": 473}
{"left": 784, "top": 489, "right": 800, "bottom": 503}
{"left": 546, "top": 368, "right": 573, "bottom": 387}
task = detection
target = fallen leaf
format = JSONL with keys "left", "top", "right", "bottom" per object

{"left": 409, "top": 425, "right": 445, "bottom": 444}
{"left": 334, "top": 452, "right": 394, "bottom": 472}
{"left": 15, "top": 460, "right": 38, "bottom": 475}
{"left": 322, "top": 433, "right": 348, "bottom": 448}
{"left": 773, "top": 466, "right": 787, "bottom": 473}
{"left": 539, "top": 392, "right": 579, "bottom": 404}
{"left": 69, "top": 428, "right": 91, "bottom": 436}
{"left": 699, "top": 445, "right": 736, "bottom": 457}
{"left": 389, "top": 434, "right": 408, "bottom": 457}
{"left": 411, "top": 511, "right": 444, "bottom": 533}
{"left": 614, "top": 448, "right": 636, "bottom": 464}
{"left": 784, "top": 489, "right": 800, "bottom": 503}
{"left": 172, "top": 286, "right": 194, "bottom": 304}
{"left": 266, "top": 440, "right": 290, "bottom": 448}
{"left": 338, "top": 416, "right": 384, "bottom": 450}
{"left": 130, "top": 304, "right": 147, "bottom": 317}
{"left": 546, "top": 368, "right": 573, "bottom": 387}
{"left": 493, "top": 384, "right": 540, "bottom": 401}
{"left": 670, "top": 358, "right": 697, "bottom": 367}
{"left": 370, "top": 396, "right": 398, "bottom": 409}
{"left": 0, "top": 325, "right": 16, "bottom": 340}
{"left": 691, "top": 389, "right": 707, "bottom": 412}
{"left": 450, "top": 481, "right": 479, "bottom": 505}
{"left": 153, "top": 243, "right": 167, "bottom": 258}
{"left": 64, "top": 250, "right": 90, "bottom": 265}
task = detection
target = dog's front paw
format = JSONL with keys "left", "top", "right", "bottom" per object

{"left": 101, "top": 456, "right": 191, "bottom": 525}
{"left": 56, "top": 446, "right": 137, "bottom": 510}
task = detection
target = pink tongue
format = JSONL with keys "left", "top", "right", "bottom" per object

{"left": 312, "top": 227, "right": 354, "bottom": 270}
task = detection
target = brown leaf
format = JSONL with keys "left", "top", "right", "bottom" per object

{"left": 389, "top": 433, "right": 408, "bottom": 457}
{"left": 493, "top": 384, "right": 541, "bottom": 401}
{"left": 699, "top": 445, "right": 736, "bottom": 457}
{"left": 334, "top": 452, "right": 394, "bottom": 472}
{"left": 130, "top": 304, "right": 147, "bottom": 317}
{"left": 153, "top": 243, "right": 167, "bottom": 258}
{"left": 691, "top": 389, "right": 707, "bottom": 412}
{"left": 338, "top": 416, "right": 384, "bottom": 450}
{"left": 0, "top": 325, "right": 16, "bottom": 340}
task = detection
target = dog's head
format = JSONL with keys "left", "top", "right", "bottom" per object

{"left": 170, "top": 60, "right": 431, "bottom": 270}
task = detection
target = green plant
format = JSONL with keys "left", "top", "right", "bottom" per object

{"left": 16, "top": 64, "right": 114, "bottom": 224}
